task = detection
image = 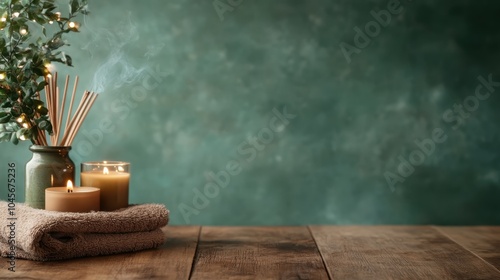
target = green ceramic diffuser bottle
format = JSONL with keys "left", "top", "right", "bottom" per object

{"left": 25, "top": 145, "right": 75, "bottom": 209}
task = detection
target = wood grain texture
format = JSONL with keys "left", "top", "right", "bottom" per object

{"left": 3, "top": 226, "right": 500, "bottom": 279}
{"left": 310, "top": 226, "right": 500, "bottom": 280}
{"left": 0, "top": 226, "right": 200, "bottom": 280}
{"left": 436, "top": 226, "right": 500, "bottom": 271}
{"left": 190, "top": 226, "right": 329, "bottom": 280}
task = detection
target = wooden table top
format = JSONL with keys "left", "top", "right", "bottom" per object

{"left": 2, "top": 226, "right": 500, "bottom": 279}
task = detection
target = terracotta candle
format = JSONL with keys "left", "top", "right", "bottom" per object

{"left": 80, "top": 161, "right": 130, "bottom": 211}
{"left": 45, "top": 180, "right": 100, "bottom": 212}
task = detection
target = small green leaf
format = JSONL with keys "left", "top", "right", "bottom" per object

{"left": 37, "top": 81, "right": 47, "bottom": 91}
{"left": 63, "top": 54, "right": 72, "bottom": 66}
{"left": 48, "top": 36, "right": 64, "bottom": 49}
{"left": 37, "top": 119, "right": 49, "bottom": 130}
{"left": 10, "top": 132, "right": 19, "bottom": 145}
{"left": 0, "top": 112, "right": 10, "bottom": 123}
{"left": 16, "top": 127, "right": 26, "bottom": 138}
{"left": 5, "top": 23, "right": 11, "bottom": 38}
{"left": 36, "top": 106, "right": 48, "bottom": 115}
{"left": 10, "top": 104, "right": 22, "bottom": 117}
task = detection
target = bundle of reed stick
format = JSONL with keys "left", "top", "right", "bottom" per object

{"left": 33, "top": 72, "right": 98, "bottom": 146}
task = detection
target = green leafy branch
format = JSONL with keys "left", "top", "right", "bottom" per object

{"left": 0, "top": 0, "right": 88, "bottom": 144}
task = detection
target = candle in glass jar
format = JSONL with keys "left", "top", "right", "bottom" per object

{"left": 45, "top": 180, "right": 100, "bottom": 212}
{"left": 80, "top": 161, "right": 130, "bottom": 211}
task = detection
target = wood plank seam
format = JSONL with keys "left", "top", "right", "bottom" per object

{"left": 307, "top": 226, "right": 333, "bottom": 280}
{"left": 187, "top": 226, "right": 203, "bottom": 280}
{"left": 432, "top": 226, "right": 500, "bottom": 275}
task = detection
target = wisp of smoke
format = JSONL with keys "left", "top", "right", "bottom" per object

{"left": 90, "top": 50, "right": 148, "bottom": 93}
{"left": 82, "top": 11, "right": 150, "bottom": 93}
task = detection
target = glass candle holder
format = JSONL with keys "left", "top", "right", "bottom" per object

{"left": 80, "top": 161, "right": 130, "bottom": 211}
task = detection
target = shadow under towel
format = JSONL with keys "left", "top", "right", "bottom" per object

{"left": 0, "top": 202, "right": 169, "bottom": 261}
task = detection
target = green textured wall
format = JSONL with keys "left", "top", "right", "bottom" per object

{"left": 1, "top": 0, "right": 500, "bottom": 225}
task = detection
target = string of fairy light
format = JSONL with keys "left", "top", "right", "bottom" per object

{"left": 0, "top": 11, "right": 79, "bottom": 30}
{"left": 0, "top": 9, "right": 81, "bottom": 80}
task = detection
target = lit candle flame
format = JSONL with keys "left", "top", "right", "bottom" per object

{"left": 103, "top": 167, "right": 109, "bottom": 175}
{"left": 67, "top": 180, "right": 74, "bottom": 193}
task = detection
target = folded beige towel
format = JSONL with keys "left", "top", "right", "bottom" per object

{"left": 0, "top": 202, "right": 169, "bottom": 261}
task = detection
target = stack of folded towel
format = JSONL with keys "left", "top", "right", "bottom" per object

{"left": 0, "top": 202, "right": 169, "bottom": 261}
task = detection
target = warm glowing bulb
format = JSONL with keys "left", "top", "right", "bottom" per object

{"left": 12, "top": 12, "right": 19, "bottom": 18}
{"left": 103, "top": 167, "right": 109, "bottom": 175}
{"left": 22, "top": 123, "right": 28, "bottom": 128}
{"left": 46, "top": 73, "right": 52, "bottom": 79}
{"left": 20, "top": 28, "right": 27, "bottom": 35}
{"left": 0, "top": 73, "right": 5, "bottom": 80}
{"left": 0, "top": 17, "right": 6, "bottom": 22}
{"left": 67, "top": 180, "right": 74, "bottom": 193}
{"left": 37, "top": 105, "right": 42, "bottom": 109}
{"left": 68, "top": 22, "right": 76, "bottom": 28}
{"left": 16, "top": 117, "right": 23, "bottom": 123}
{"left": 44, "top": 63, "right": 54, "bottom": 72}
{"left": 55, "top": 12, "right": 61, "bottom": 20}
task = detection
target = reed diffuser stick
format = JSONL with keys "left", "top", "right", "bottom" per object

{"left": 57, "top": 75, "right": 70, "bottom": 144}
{"left": 54, "top": 87, "right": 60, "bottom": 145}
{"left": 59, "top": 91, "right": 90, "bottom": 146}
{"left": 40, "top": 73, "right": 97, "bottom": 147}
{"left": 66, "top": 92, "right": 98, "bottom": 146}
{"left": 65, "top": 76, "right": 79, "bottom": 134}
{"left": 53, "top": 72, "right": 58, "bottom": 99}
{"left": 44, "top": 78, "right": 55, "bottom": 145}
